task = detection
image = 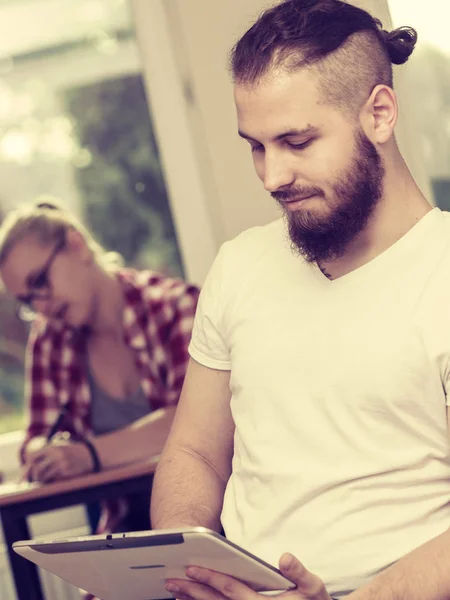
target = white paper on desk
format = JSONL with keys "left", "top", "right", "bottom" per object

{"left": 0, "top": 481, "right": 40, "bottom": 495}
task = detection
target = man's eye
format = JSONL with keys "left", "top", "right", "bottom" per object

{"left": 288, "top": 139, "right": 313, "bottom": 150}
{"left": 251, "top": 145, "right": 264, "bottom": 153}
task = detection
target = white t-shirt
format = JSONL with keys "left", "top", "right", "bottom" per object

{"left": 189, "top": 208, "right": 450, "bottom": 598}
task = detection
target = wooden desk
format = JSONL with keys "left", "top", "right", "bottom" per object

{"left": 0, "top": 459, "right": 157, "bottom": 600}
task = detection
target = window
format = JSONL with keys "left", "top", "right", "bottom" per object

{"left": 389, "top": 0, "right": 450, "bottom": 209}
{"left": 0, "top": 0, "right": 183, "bottom": 434}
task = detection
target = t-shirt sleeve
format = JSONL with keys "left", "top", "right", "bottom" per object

{"left": 189, "top": 244, "right": 231, "bottom": 370}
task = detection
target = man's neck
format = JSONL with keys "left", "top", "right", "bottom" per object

{"left": 318, "top": 161, "right": 432, "bottom": 281}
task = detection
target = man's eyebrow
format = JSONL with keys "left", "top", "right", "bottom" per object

{"left": 238, "top": 126, "right": 319, "bottom": 143}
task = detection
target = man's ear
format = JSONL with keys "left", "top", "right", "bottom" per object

{"left": 360, "top": 84, "right": 398, "bottom": 145}
{"left": 65, "top": 229, "right": 92, "bottom": 263}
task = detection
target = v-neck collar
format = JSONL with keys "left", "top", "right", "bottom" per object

{"left": 311, "top": 208, "right": 441, "bottom": 286}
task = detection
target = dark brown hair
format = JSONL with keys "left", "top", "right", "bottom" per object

{"left": 230, "top": 0, "right": 417, "bottom": 115}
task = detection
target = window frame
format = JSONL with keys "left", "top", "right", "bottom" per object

{"left": 131, "top": 0, "right": 219, "bottom": 286}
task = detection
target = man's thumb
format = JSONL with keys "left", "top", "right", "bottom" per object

{"left": 279, "top": 554, "right": 329, "bottom": 599}
{"left": 279, "top": 553, "right": 307, "bottom": 581}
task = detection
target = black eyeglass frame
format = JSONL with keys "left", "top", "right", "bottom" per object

{"left": 16, "top": 237, "right": 66, "bottom": 322}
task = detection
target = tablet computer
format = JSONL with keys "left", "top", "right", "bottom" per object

{"left": 13, "top": 527, "right": 295, "bottom": 600}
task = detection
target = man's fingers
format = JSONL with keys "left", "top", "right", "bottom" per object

{"left": 279, "top": 554, "right": 328, "bottom": 599}
{"left": 279, "top": 553, "right": 305, "bottom": 580}
{"left": 186, "top": 566, "right": 261, "bottom": 600}
{"left": 172, "top": 593, "right": 196, "bottom": 600}
{"left": 166, "top": 566, "right": 262, "bottom": 600}
{"left": 166, "top": 580, "right": 223, "bottom": 600}
{"left": 165, "top": 560, "right": 331, "bottom": 600}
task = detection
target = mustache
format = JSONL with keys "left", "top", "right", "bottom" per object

{"left": 271, "top": 186, "right": 324, "bottom": 202}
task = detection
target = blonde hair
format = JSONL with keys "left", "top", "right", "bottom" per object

{"left": 0, "top": 201, "right": 124, "bottom": 271}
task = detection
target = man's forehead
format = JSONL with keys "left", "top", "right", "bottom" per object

{"left": 234, "top": 69, "right": 322, "bottom": 125}
{"left": 234, "top": 67, "right": 319, "bottom": 101}
{"left": 234, "top": 71, "right": 324, "bottom": 141}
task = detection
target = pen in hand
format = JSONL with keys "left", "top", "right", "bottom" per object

{"left": 46, "top": 403, "right": 69, "bottom": 442}
{"left": 21, "top": 404, "right": 70, "bottom": 483}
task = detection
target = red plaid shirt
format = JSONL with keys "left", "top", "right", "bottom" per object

{"left": 21, "top": 268, "right": 199, "bottom": 532}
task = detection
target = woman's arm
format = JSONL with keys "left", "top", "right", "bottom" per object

{"left": 24, "top": 407, "right": 177, "bottom": 482}
{"left": 20, "top": 322, "right": 61, "bottom": 462}
{"left": 92, "top": 406, "right": 177, "bottom": 469}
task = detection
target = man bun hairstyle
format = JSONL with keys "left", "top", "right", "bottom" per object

{"left": 382, "top": 26, "right": 417, "bottom": 65}
{"left": 230, "top": 0, "right": 418, "bottom": 116}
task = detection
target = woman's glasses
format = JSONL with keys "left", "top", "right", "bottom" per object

{"left": 16, "top": 237, "right": 66, "bottom": 322}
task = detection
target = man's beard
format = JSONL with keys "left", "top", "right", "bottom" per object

{"left": 272, "top": 131, "right": 385, "bottom": 264}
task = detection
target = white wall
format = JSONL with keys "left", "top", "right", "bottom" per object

{"left": 132, "top": 0, "right": 220, "bottom": 285}
{"left": 353, "top": 0, "right": 433, "bottom": 202}
{"left": 167, "top": 0, "right": 280, "bottom": 243}
{"left": 133, "top": 0, "right": 282, "bottom": 284}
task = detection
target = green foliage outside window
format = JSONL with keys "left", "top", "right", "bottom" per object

{"left": 65, "top": 74, "right": 183, "bottom": 276}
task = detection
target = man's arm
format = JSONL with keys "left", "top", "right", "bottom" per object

{"left": 348, "top": 406, "right": 450, "bottom": 600}
{"left": 151, "top": 358, "right": 234, "bottom": 531}
{"left": 348, "top": 527, "right": 450, "bottom": 600}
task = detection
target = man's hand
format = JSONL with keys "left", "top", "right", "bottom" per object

{"left": 165, "top": 553, "right": 332, "bottom": 600}
{"left": 23, "top": 439, "right": 95, "bottom": 483}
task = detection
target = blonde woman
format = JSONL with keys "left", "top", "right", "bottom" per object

{"left": 0, "top": 201, "right": 199, "bottom": 533}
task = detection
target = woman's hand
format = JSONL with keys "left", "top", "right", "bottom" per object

{"left": 165, "top": 553, "right": 332, "bottom": 600}
{"left": 23, "top": 438, "right": 95, "bottom": 483}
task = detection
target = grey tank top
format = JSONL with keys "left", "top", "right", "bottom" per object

{"left": 89, "top": 369, "right": 151, "bottom": 436}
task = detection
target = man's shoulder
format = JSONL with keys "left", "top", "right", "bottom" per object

{"left": 220, "top": 219, "right": 286, "bottom": 265}
{"left": 414, "top": 209, "right": 450, "bottom": 307}
{"left": 203, "top": 219, "right": 289, "bottom": 302}
{"left": 429, "top": 209, "right": 450, "bottom": 258}
{"left": 229, "top": 218, "right": 285, "bottom": 247}
{"left": 439, "top": 209, "right": 450, "bottom": 230}
{"left": 435, "top": 207, "right": 450, "bottom": 223}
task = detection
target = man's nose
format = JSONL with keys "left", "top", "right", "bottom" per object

{"left": 262, "top": 152, "right": 296, "bottom": 192}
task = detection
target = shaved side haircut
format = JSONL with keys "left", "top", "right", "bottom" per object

{"left": 230, "top": 0, "right": 417, "bottom": 117}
